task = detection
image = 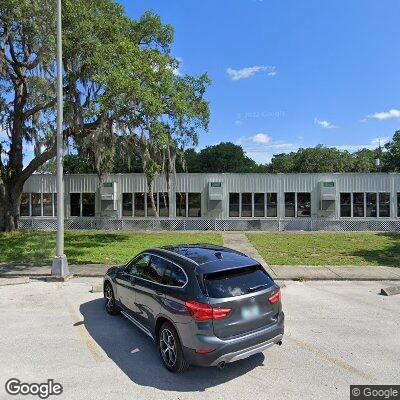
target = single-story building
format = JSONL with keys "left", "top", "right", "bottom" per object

{"left": 19, "top": 172, "right": 400, "bottom": 231}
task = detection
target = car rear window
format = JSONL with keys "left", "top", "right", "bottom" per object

{"left": 204, "top": 265, "right": 274, "bottom": 298}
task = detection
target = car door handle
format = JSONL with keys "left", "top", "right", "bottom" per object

{"left": 155, "top": 290, "right": 164, "bottom": 296}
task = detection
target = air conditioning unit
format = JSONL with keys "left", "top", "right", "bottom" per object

{"left": 318, "top": 181, "right": 336, "bottom": 217}
{"left": 208, "top": 181, "right": 223, "bottom": 201}
{"left": 100, "top": 182, "right": 117, "bottom": 211}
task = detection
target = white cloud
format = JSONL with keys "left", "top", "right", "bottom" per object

{"left": 367, "top": 108, "right": 400, "bottom": 121}
{"left": 314, "top": 118, "right": 337, "bottom": 129}
{"left": 326, "top": 138, "right": 389, "bottom": 153}
{"left": 235, "top": 133, "right": 296, "bottom": 163}
{"left": 226, "top": 65, "right": 276, "bottom": 81}
{"left": 165, "top": 57, "right": 183, "bottom": 76}
{"left": 236, "top": 132, "right": 271, "bottom": 146}
{"left": 370, "top": 137, "right": 390, "bottom": 147}
{"left": 245, "top": 143, "right": 297, "bottom": 164}
{"left": 334, "top": 144, "right": 371, "bottom": 152}
{"left": 251, "top": 133, "right": 271, "bottom": 144}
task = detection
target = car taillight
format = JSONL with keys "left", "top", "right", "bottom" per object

{"left": 185, "top": 300, "right": 231, "bottom": 321}
{"left": 268, "top": 289, "right": 281, "bottom": 304}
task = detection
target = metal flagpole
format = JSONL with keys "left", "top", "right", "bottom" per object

{"left": 51, "top": 0, "right": 69, "bottom": 277}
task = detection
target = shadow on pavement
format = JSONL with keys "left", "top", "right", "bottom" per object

{"left": 79, "top": 298, "right": 265, "bottom": 392}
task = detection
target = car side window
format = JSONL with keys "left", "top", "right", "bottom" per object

{"left": 143, "top": 256, "right": 167, "bottom": 284}
{"left": 163, "top": 264, "right": 187, "bottom": 287}
{"left": 126, "top": 254, "right": 150, "bottom": 277}
{"left": 170, "top": 265, "right": 187, "bottom": 287}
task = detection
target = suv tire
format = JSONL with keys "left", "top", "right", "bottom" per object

{"left": 104, "top": 282, "right": 120, "bottom": 315}
{"left": 158, "top": 321, "right": 189, "bottom": 373}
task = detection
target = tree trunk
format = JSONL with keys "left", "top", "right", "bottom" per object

{"left": 0, "top": 181, "right": 23, "bottom": 232}
{"left": 147, "top": 181, "right": 159, "bottom": 218}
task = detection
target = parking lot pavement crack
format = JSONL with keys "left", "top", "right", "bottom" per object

{"left": 285, "top": 335, "right": 376, "bottom": 382}
{"left": 61, "top": 290, "right": 106, "bottom": 363}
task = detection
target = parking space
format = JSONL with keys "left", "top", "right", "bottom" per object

{"left": 0, "top": 278, "right": 399, "bottom": 400}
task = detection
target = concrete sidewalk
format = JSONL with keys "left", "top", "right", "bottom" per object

{"left": 1, "top": 262, "right": 400, "bottom": 281}
{"left": 0, "top": 262, "right": 111, "bottom": 278}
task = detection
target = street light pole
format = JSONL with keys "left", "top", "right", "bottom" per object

{"left": 51, "top": 0, "right": 69, "bottom": 277}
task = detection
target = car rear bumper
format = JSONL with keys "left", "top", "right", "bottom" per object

{"left": 182, "top": 311, "right": 284, "bottom": 367}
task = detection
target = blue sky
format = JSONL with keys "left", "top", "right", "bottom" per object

{"left": 121, "top": 0, "right": 400, "bottom": 163}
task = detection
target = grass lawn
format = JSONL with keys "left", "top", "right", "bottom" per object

{"left": 0, "top": 230, "right": 222, "bottom": 265}
{"left": 247, "top": 232, "right": 400, "bottom": 267}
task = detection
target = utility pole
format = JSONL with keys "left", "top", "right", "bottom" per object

{"left": 51, "top": 0, "right": 69, "bottom": 277}
{"left": 375, "top": 139, "right": 382, "bottom": 173}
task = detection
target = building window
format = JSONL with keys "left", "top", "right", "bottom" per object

{"left": 267, "top": 193, "right": 277, "bottom": 217}
{"left": 353, "top": 192, "right": 365, "bottom": 217}
{"left": 42, "top": 193, "right": 54, "bottom": 217}
{"left": 366, "top": 193, "right": 377, "bottom": 217}
{"left": 70, "top": 193, "right": 95, "bottom": 217}
{"left": 229, "top": 193, "right": 240, "bottom": 217}
{"left": 340, "top": 193, "right": 351, "bottom": 217}
{"left": 82, "top": 193, "right": 95, "bottom": 217}
{"left": 379, "top": 193, "right": 390, "bottom": 218}
{"left": 20, "top": 193, "right": 30, "bottom": 216}
{"left": 122, "top": 193, "right": 133, "bottom": 217}
{"left": 254, "top": 193, "right": 265, "bottom": 217}
{"left": 297, "top": 193, "right": 311, "bottom": 217}
{"left": 398, "top": 193, "right": 400, "bottom": 218}
{"left": 147, "top": 193, "right": 157, "bottom": 217}
{"left": 70, "top": 193, "right": 81, "bottom": 217}
{"left": 284, "top": 193, "right": 295, "bottom": 217}
{"left": 134, "top": 193, "right": 145, "bottom": 217}
{"left": 241, "top": 193, "right": 252, "bottom": 217}
{"left": 159, "top": 193, "right": 169, "bottom": 217}
{"left": 188, "top": 193, "right": 201, "bottom": 217}
{"left": 176, "top": 192, "right": 187, "bottom": 217}
{"left": 31, "top": 193, "right": 42, "bottom": 216}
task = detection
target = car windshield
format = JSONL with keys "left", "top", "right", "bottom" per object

{"left": 204, "top": 265, "right": 274, "bottom": 298}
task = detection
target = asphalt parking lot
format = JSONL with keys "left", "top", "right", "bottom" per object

{"left": 0, "top": 278, "right": 399, "bottom": 400}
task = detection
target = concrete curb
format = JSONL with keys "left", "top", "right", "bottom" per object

{"left": 381, "top": 285, "right": 400, "bottom": 296}
{"left": 0, "top": 277, "right": 30, "bottom": 286}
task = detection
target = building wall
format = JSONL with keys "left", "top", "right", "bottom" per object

{"left": 21, "top": 173, "right": 400, "bottom": 220}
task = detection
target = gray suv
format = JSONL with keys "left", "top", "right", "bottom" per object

{"left": 103, "top": 244, "right": 284, "bottom": 372}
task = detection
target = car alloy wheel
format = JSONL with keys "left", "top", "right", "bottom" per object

{"left": 159, "top": 328, "right": 177, "bottom": 367}
{"left": 104, "top": 283, "right": 119, "bottom": 315}
{"left": 105, "top": 285, "right": 114, "bottom": 311}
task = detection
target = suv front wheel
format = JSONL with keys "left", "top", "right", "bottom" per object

{"left": 158, "top": 322, "right": 189, "bottom": 373}
{"left": 104, "top": 282, "right": 120, "bottom": 315}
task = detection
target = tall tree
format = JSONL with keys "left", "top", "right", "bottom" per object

{"left": 384, "top": 130, "right": 400, "bottom": 172}
{"left": 0, "top": 0, "right": 209, "bottom": 230}
{"left": 190, "top": 142, "right": 260, "bottom": 173}
{"left": 352, "top": 148, "right": 379, "bottom": 172}
{"left": 294, "top": 146, "right": 354, "bottom": 173}
{"left": 269, "top": 152, "right": 297, "bottom": 173}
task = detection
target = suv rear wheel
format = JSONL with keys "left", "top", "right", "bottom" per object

{"left": 158, "top": 322, "right": 189, "bottom": 373}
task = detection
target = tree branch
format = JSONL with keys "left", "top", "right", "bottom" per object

{"left": 7, "top": 31, "right": 43, "bottom": 70}
{"left": 24, "top": 97, "right": 57, "bottom": 119}
{"left": 18, "top": 141, "right": 57, "bottom": 186}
